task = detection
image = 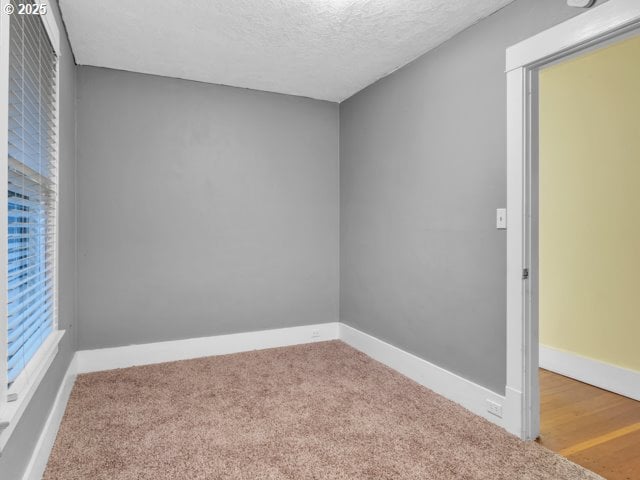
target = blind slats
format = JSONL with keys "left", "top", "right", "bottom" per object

{"left": 8, "top": 274, "right": 52, "bottom": 301}
{"left": 8, "top": 264, "right": 53, "bottom": 287}
{"left": 9, "top": 310, "right": 52, "bottom": 357}
{"left": 8, "top": 249, "right": 54, "bottom": 266}
{"left": 8, "top": 292, "right": 54, "bottom": 335}
{"left": 6, "top": 2, "right": 58, "bottom": 386}
{"left": 9, "top": 313, "right": 49, "bottom": 355}
{"left": 8, "top": 318, "right": 53, "bottom": 372}
{"left": 9, "top": 290, "right": 53, "bottom": 323}
{"left": 8, "top": 324, "right": 53, "bottom": 380}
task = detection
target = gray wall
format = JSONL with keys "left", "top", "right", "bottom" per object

{"left": 340, "top": 0, "right": 606, "bottom": 394}
{"left": 0, "top": 2, "right": 77, "bottom": 477}
{"left": 76, "top": 67, "right": 339, "bottom": 349}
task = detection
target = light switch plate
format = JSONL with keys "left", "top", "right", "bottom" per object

{"left": 496, "top": 208, "right": 507, "bottom": 229}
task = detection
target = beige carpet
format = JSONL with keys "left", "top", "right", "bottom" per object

{"left": 45, "top": 341, "right": 601, "bottom": 479}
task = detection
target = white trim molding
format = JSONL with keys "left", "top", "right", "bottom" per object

{"left": 22, "top": 355, "right": 77, "bottom": 480}
{"left": 0, "top": 331, "right": 65, "bottom": 452}
{"left": 540, "top": 345, "right": 640, "bottom": 401}
{"left": 75, "top": 323, "right": 340, "bottom": 374}
{"left": 40, "top": 3, "right": 62, "bottom": 57}
{"left": 506, "top": 0, "right": 640, "bottom": 440}
{"left": 506, "top": 0, "right": 640, "bottom": 71}
{"left": 339, "top": 324, "right": 520, "bottom": 435}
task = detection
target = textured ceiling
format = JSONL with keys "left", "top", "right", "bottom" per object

{"left": 60, "top": 0, "right": 514, "bottom": 102}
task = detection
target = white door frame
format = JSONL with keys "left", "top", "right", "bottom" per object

{"left": 505, "top": 0, "right": 640, "bottom": 440}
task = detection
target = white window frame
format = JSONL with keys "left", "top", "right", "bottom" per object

{"left": 0, "top": 1, "right": 64, "bottom": 452}
{"left": 505, "top": 0, "right": 640, "bottom": 440}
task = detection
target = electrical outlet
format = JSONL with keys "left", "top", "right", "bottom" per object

{"left": 487, "top": 399, "right": 503, "bottom": 418}
{"left": 311, "top": 329, "right": 321, "bottom": 338}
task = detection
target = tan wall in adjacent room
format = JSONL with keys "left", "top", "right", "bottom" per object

{"left": 539, "top": 34, "right": 640, "bottom": 372}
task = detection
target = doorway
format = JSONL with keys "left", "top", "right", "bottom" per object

{"left": 534, "top": 32, "right": 640, "bottom": 479}
{"left": 504, "top": 0, "right": 640, "bottom": 448}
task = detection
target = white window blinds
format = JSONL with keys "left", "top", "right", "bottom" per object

{"left": 6, "top": 3, "right": 58, "bottom": 386}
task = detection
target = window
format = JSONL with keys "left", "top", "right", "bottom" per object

{"left": 0, "top": 0, "right": 62, "bottom": 450}
{"left": 7, "top": 3, "right": 57, "bottom": 385}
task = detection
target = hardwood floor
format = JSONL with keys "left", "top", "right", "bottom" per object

{"left": 538, "top": 369, "right": 640, "bottom": 480}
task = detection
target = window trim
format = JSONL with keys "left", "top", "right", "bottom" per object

{"left": 0, "top": 0, "right": 63, "bottom": 452}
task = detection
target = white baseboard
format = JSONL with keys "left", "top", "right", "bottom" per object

{"left": 76, "top": 323, "right": 340, "bottom": 374}
{"left": 503, "top": 386, "right": 523, "bottom": 438}
{"left": 339, "top": 323, "right": 516, "bottom": 433}
{"left": 540, "top": 345, "right": 640, "bottom": 401}
{"left": 22, "top": 355, "right": 78, "bottom": 480}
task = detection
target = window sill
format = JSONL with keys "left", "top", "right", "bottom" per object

{"left": 0, "top": 330, "right": 65, "bottom": 453}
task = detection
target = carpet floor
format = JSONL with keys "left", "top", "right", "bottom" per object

{"left": 45, "top": 341, "right": 601, "bottom": 479}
